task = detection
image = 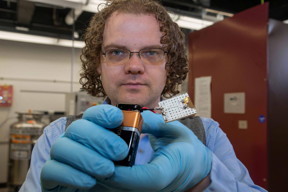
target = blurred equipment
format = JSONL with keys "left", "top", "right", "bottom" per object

{"left": 48, "top": 111, "right": 66, "bottom": 123}
{"left": 0, "top": 84, "right": 13, "bottom": 107}
{"left": 8, "top": 111, "right": 46, "bottom": 190}
{"left": 65, "top": 91, "right": 103, "bottom": 115}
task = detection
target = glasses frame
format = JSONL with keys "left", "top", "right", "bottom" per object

{"left": 101, "top": 47, "right": 168, "bottom": 65}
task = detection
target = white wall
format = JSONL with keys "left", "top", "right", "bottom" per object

{"left": 0, "top": 39, "right": 82, "bottom": 183}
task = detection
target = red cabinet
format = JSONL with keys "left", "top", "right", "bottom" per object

{"left": 188, "top": 3, "right": 271, "bottom": 190}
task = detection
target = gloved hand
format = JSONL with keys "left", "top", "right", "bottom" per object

{"left": 41, "top": 105, "right": 212, "bottom": 192}
{"left": 98, "top": 110, "right": 212, "bottom": 192}
{"left": 40, "top": 104, "right": 129, "bottom": 191}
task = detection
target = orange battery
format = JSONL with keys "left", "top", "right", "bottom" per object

{"left": 122, "top": 110, "right": 142, "bottom": 132}
{"left": 114, "top": 104, "right": 143, "bottom": 166}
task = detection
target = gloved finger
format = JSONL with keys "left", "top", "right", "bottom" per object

{"left": 65, "top": 119, "right": 128, "bottom": 161}
{"left": 50, "top": 137, "right": 114, "bottom": 179}
{"left": 102, "top": 112, "right": 212, "bottom": 192}
{"left": 141, "top": 110, "right": 194, "bottom": 140}
{"left": 101, "top": 142, "right": 193, "bottom": 191}
{"left": 82, "top": 104, "right": 123, "bottom": 129}
{"left": 41, "top": 160, "right": 96, "bottom": 190}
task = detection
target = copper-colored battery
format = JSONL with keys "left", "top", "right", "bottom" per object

{"left": 114, "top": 105, "right": 143, "bottom": 166}
{"left": 122, "top": 110, "right": 142, "bottom": 132}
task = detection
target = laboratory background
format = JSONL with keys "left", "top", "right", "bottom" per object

{"left": 0, "top": 0, "right": 287, "bottom": 192}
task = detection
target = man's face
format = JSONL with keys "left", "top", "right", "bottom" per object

{"left": 98, "top": 12, "right": 167, "bottom": 108}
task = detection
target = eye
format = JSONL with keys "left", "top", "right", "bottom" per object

{"left": 107, "top": 49, "right": 125, "bottom": 56}
{"left": 141, "top": 49, "right": 160, "bottom": 57}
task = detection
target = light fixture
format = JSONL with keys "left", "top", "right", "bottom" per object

{"left": 169, "top": 13, "right": 214, "bottom": 30}
{"left": 27, "top": 0, "right": 83, "bottom": 9}
{"left": 0, "top": 31, "right": 85, "bottom": 48}
{"left": 65, "top": 0, "right": 86, "bottom": 3}
{"left": 1, "top": 0, "right": 215, "bottom": 47}
{"left": 27, "top": 0, "right": 106, "bottom": 10}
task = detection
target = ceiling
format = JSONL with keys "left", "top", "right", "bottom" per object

{"left": 0, "top": 0, "right": 287, "bottom": 41}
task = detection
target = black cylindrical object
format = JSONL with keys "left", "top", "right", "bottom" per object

{"left": 114, "top": 104, "right": 143, "bottom": 166}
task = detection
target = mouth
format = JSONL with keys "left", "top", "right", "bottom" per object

{"left": 121, "top": 82, "right": 146, "bottom": 89}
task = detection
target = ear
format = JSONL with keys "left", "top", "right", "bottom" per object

{"left": 97, "top": 64, "right": 102, "bottom": 74}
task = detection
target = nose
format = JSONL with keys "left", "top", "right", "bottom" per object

{"left": 124, "top": 53, "right": 145, "bottom": 74}
{"left": 128, "top": 52, "right": 141, "bottom": 59}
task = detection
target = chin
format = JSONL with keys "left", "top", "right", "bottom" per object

{"left": 120, "top": 99, "right": 143, "bottom": 106}
{"left": 117, "top": 95, "right": 146, "bottom": 106}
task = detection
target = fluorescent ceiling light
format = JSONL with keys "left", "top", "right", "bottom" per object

{"left": 0, "top": 31, "right": 84, "bottom": 48}
{"left": 27, "top": 0, "right": 212, "bottom": 30}
{"left": 27, "top": 0, "right": 106, "bottom": 11}
{"left": 65, "top": 0, "right": 86, "bottom": 3}
{"left": 169, "top": 13, "right": 214, "bottom": 30}
{"left": 27, "top": 0, "right": 83, "bottom": 9}
{"left": 1, "top": 0, "right": 214, "bottom": 47}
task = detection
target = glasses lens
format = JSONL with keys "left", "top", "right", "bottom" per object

{"left": 140, "top": 49, "right": 165, "bottom": 64}
{"left": 103, "top": 48, "right": 166, "bottom": 65}
{"left": 105, "top": 48, "right": 129, "bottom": 64}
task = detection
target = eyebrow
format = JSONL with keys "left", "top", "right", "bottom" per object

{"left": 102, "top": 44, "right": 164, "bottom": 51}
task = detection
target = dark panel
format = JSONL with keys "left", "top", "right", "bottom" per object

{"left": 17, "top": 0, "right": 35, "bottom": 25}
{"left": 268, "top": 19, "right": 288, "bottom": 192}
{"left": 210, "top": 0, "right": 262, "bottom": 12}
{"left": 188, "top": 3, "right": 268, "bottom": 189}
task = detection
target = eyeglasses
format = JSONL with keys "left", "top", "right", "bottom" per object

{"left": 102, "top": 47, "right": 167, "bottom": 66}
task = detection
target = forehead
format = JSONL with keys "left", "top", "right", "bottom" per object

{"left": 103, "top": 12, "right": 162, "bottom": 48}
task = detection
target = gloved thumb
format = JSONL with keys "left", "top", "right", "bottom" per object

{"left": 141, "top": 110, "right": 194, "bottom": 141}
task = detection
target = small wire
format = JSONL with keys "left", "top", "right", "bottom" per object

{"left": 141, "top": 107, "right": 163, "bottom": 113}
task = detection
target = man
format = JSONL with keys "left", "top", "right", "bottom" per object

{"left": 20, "top": 0, "right": 267, "bottom": 191}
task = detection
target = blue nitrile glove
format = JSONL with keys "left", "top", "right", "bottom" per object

{"left": 40, "top": 104, "right": 129, "bottom": 191}
{"left": 98, "top": 110, "right": 212, "bottom": 192}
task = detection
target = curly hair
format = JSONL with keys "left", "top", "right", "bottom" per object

{"left": 80, "top": 0, "right": 188, "bottom": 98}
